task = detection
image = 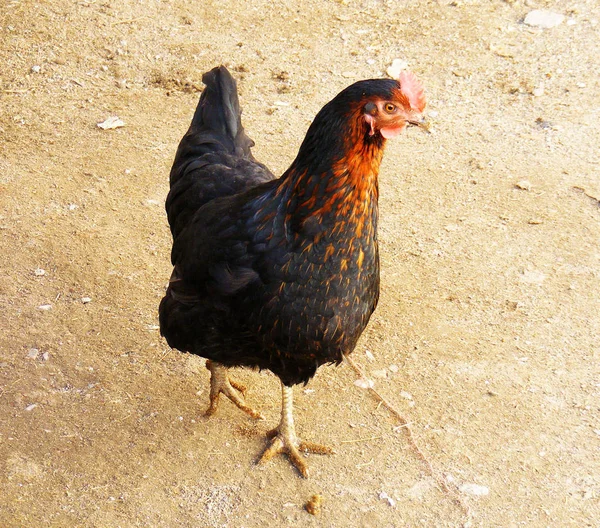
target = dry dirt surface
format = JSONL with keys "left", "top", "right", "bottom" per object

{"left": 1, "top": 0, "right": 599, "bottom": 526}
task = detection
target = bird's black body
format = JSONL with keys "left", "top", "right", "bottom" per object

{"left": 159, "top": 66, "right": 397, "bottom": 386}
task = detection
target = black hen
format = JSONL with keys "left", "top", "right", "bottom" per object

{"left": 159, "top": 65, "right": 426, "bottom": 477}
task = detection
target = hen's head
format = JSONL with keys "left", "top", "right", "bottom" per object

{"left": 291, "top": 71, "right": 427, "bottom": 173}
{"left": 337, "top": 71, "right": 427, "bottom": 140}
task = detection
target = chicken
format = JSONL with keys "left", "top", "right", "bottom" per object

{"left": 159, "top": 65, "right": 426, "bottom": 477}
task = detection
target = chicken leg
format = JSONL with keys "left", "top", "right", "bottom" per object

{"left": 204, "top": 360, "right": 263, "bottom": 419}
{"left": 258, "top": 381, "right": 334, "bottom": 478}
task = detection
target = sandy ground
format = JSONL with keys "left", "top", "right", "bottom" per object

{"left": 1, "top": 0, "right": 599, "bottom": 526}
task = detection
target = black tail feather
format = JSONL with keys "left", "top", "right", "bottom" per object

{"left": 164, "top": 65, "right": 275, "bottom": 239}
{"left": 170, "top": 66, "right": 255, "bottom": 185}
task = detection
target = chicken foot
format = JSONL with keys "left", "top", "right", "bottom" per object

{"left": 258, "top": 382, "right": 334, "bottom": 478}
{"left": 204, "top": 360, "right": 263, "bottom": 419}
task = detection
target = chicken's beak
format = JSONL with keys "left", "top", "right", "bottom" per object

{"left": 407, "top": 115, "right": 431, "bottom": 133}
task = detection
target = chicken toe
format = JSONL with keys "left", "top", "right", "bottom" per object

{"left": 204, "top": 360, "right": 263, "bottom": 419}
{"left": 258, "top": 383, "right": 333, "bottom": 478}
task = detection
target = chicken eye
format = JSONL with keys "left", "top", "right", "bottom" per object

{"left": 384, "top": 103, "right": 396, "bottom": 113}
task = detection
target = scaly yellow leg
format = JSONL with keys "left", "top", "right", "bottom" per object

{"left": 258, "top": 381, "right": 333, "bottom": 478}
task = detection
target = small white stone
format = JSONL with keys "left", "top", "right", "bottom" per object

{"left": 520, "top": 270, "right": 546, "bottom": 284}
{"left": 25, "top": 404, "right": 38, "bottom": 411}
{"left": 532, "top": 83, "right": 545, "bottom": 97}
{"left": 365, "top": 350, "right": 375, "bottom": 361}
{"left": 354, "top": 378, "right": 374, "bottom": 389}
{"left": 31, "top": 65, "right": 41, "bottom": 73}
{"left": 379, "top": 491, "right": 396, "bottom": 507}
{"left": 372, "top": 369, "right": 388, "bottom": 379}
{"left": 524, "top": 10, "right": 565, "bottom": 29}
{"left": 388, "top": 364, "right": 399, "bottom": 373}
{"left": 34, "top": 268, "right": 46, "bottom": 276}
{"left": 459, "top": 483, "right": 490, "bottom": 496}
{"left": 97, "top": 116, "right": 125, "bottom": 130}
{"left": 386, "top": 59, "right": 408, "bottom": 79}
{"left": 27, "top": 348, "right": 39, "bottom": 359}
{"left": 515, "top": 180, "right": 532, "bottom": 191}
{"left": 81, "top": 297, "right": 92, "bottom": 304}
{"left": 400, "top": 391, "right": 413, "bottom": 400}
{"left": 38, "top": 304, "right": 52, "bottom": 310}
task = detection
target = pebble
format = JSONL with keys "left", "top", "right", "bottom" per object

{"left": 372, "top": 369, "right": 387, "bottom": 379}
{"left": 305, "top": 494, "right": 323, "bottom": 516}
{"left": 524, "top": 10, "right": 565, "bottom": 29}
{"left": 38, "top": 304, "right": 52, "bottom": 310}
{"left": 42, "top": 352, "right": 50, "bottom": 361}
{"left": 400, "top": 391, "right": 413, "bottom": 400}
{"left": 25, "top": 404, "right": 38, "bottom": 411}
{"left": 532, "top": 83, "right": 545, "bottom": 97}
{"left": 34, "top": 268, "right": 46, "bottom": 276}
{"left": 520, "top": 270, "right": 546, "bottom": 284}
{"left": 31, "top": 65, "right": 41, "bottom": 73}
{"left": 386, "top": 59, "right": 408, "bottom": 79}
{"left": 81, "top": 297, "right": 92, "bottom": 304}
{"left": 27, "top": 348, "right": 39, "bottom": 359}
{"left": 365, "top": 350, "right": 375, "bottom": 361}
{"left": 490, "top": 43, "right": 515, "bottom": 58}
{"left": 515, "top": 180, "right": 532, "bottom": 191}
{"left": 97, "top": 116, "right": 125, "bottom": 130}
{"left": 379, "top": 491, "right": 396, "bottom": 507}
{"left": 459, "top": 483, "right": 490, "bottom": 496}
{"left": 354, "top": 378, "right": 374, "bottom": 389}
{"left": 388, "top": 364, "right": 399, "bottom": 373}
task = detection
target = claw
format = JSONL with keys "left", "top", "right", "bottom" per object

{"left": 259, "top": 432, "right": 333, "bottom": 478}
{"left": 257, "top": 383, "right": 333, "bottom": 478}
{"left": 205, "top": 360, "right": 263, "bottom": 419}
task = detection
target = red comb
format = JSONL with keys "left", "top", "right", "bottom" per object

{"left": 398, "top": 71, "right": 426, "bottom": 112}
